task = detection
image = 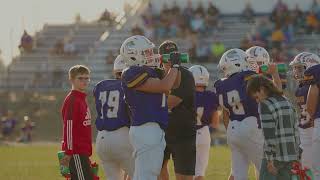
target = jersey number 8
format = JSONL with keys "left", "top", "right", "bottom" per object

{"left": 219, "top": 90, "right": 245, "bottom": 115}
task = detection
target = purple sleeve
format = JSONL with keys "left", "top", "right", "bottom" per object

{"left": 121, "top": 66, "right": 150, "bottom": 88}
{"left": 304, "top": 64, "right": 320, "bottom": 85}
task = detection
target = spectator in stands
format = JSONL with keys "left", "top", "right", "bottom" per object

{"left": 106, "top": 50, "right": 115, "bottom": 64}
{"left": 19, "top": 30, "right": 33, "bottom": 54}
{"left": 255, "top": 18, "right": 272, "bottom": 43}
{"left": 271, "top": 25, "right": 285, "bottom": 49}
{"left": 182, "top": 0, "right": 194, "bottom": 27}
{"left": 206, "top": 2, "right": 220, "bottom": 32}
{"left": 98, "top": 9, "right": 114, "bottom": 25}
{"left": 191, "top": 13, "right": 206, "bottom": 34}
{"left": 283, "top": 18, "right": 294, "bottom": 44}
{"left": 291, "top": 4, "right": 305, "bottom": 33}
{"left": 270, "top": 48, "right": 287, "bottom": 63}
{"left": 306, "top": 11, "right": 319, "bottom": 34}
{"left": 51, "top": 39, "right": 64, "bottom": 56}
{"left": 242, "top": 2, "right": 255, "bottom": 22}
{"left": 124, "top": 1, "right": 132, "bottom": 15}
{"left": 207, "top": 2, "right": 219, "bottom": 17}
{"left": 64, "top": 39, "right": 77, "bottom": 56}
{"left": 141, "top": 3, "right": 154, "bottom": 27}
{"left": 210, "top": 40, "right": 226, "bottom": 62}
{"left": 144, "top": 24, "right": 154, "bottom": 40}
{"left": 0, "top": 50, "right": 5, "bottom": 74}
{"left": 310, "top": 0, "right": 320, "bottom": 19}
{"left": 18, "top": 116, "right": 35, "bottom": 143}
{"left": 240, "top": 37, "right": 253, "bottom": 51}
{"left": 157, "top": 13, "right": 169, "bottom": 39}
{"left": 270, "top": 0, "right": 289, "bottom": 28}
{"left": 195, "top": 2, "right": 205, "bottom": 17}
{"left": 195, "top": 42, "right": 210, "bottom": 62}
{"left": 75, "top": 13, "right": 82, "bottom": 24}
{"left": 188, "top": 43, "right": 197, "bottom": 63}
{"left": 131, "top": 24, "right": 144, "bottom": 36}
{"left": 251, "top": 32, "right": 267, "bottom": 47}
{"left": 1, "top": 110, "right": 16, "bottom": 141}
{"left": 274, "top": 0, "right": 288, "bottom": 13}
{"left": 168, "top": 16, "right": 179, "bottom": 38}
{"left": 52, "top": 66, "right": 64, "bottom": 88}
{"left": 171, "top": 1, "right": 181, "bottom": 16}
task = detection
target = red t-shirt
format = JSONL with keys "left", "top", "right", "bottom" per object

{"left": 61, "top": 90, "right": 92, "bottom": 156}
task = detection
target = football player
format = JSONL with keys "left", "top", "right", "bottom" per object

{"left": 304, "top": 58, "right": 320, "bottom": 179}
{"left": 120, "top": 35, "right": 180, "bottom": 180}
{"left": 246, "top": 46, "right": 284, "bottom": 90}
{"left": 289, "top": 52, "right": 320, "bottom": 171}
{"left": 214, "top": 48, "right": 263, "bottom": 180}
{"left": 94, "top": 55, "right": 134, "bottom": 180}
{"left": 189, "top": 65, "right": 219, "bottom": 180}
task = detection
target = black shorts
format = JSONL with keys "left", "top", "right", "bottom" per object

{"left": 163, "top": 137, "right": 196, "bottom": 176}
{"left": 69, "top": 154, "right": 93, "bottom": 180}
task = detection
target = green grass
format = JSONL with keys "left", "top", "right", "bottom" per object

{"left": 0, "top": 144, "right": 256, "bottom": 180}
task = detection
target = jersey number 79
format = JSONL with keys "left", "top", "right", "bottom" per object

{"left": 99, "top": 90, "right": 120, "bottom": 119}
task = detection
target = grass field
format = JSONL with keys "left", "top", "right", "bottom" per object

{"left": 0, "top": 143, "right": 256, "bottom": 180}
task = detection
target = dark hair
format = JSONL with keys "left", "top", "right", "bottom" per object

{"left": 158, "top": 40, "right": 178, "bottom": 55}
{"left": 246, "top": 75, "right": 283, "bottom": 97}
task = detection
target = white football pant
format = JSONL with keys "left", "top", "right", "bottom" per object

{"left": 96, "top": 127, "right": 134, "bottom": 180}
{"left": 227, "top": 116, "right": 264, "bottom": 180}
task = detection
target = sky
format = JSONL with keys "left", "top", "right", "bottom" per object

{"left": 0, "top": 0, "right": 128, "bottom": 65}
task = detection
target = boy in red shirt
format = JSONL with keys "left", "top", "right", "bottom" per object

{"left": 60, "top": 65, "right": 93, "bottom": 180}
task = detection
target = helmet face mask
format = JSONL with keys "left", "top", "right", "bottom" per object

{"left": 290, "top": 52, "right": 320, "bottom": 81}
{"left": 144, "top": 49, "right": 161, "bottom": 68}
{"left": 246, "top": 46, "right": 270, "bottom": 72}
{"left": 292, "top": 64, "right": 306, "bottom": 81}
{"left": 120, "top": 35, "right": 159, "bottom": 68}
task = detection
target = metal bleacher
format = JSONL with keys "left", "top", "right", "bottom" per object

{"left": 5, "top": 0, "right": 320, "bottom": 91}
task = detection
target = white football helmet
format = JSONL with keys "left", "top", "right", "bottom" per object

{"left": 246, "top": 46, "right": 270, "bottom": 72}
{"left": 289, "top": 52, "right": 320, "bottom": 80}
{"left": 120, "top": 35, "right": 160, "bottom": 67}
{"left": 218, "top": 48, "right": 249, "bottom": 77}
{"left": 113, "top": 55, "right": 126, "bottom": 73}
{"left": 189, "top": 65, "right": 210, "bottom": 87}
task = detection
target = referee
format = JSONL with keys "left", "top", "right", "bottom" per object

{"left": 159, "top": 41, "right": 197, "bottom": 180}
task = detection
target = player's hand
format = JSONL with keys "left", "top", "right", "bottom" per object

{"left": 60, "top": 155, "right": 72, "bottom": 167}
{"left": 169, "top": 52, "right": 181, "bottom": 67}
{"left": 267, "top": 161, "right": 278, "bottom": 175}
{"left": 267, "top": 63, "right": 278, "bottom": 75}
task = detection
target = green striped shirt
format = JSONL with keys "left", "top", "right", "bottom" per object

{"left": 259, "top": 95, "right": 300, "bottom": 162}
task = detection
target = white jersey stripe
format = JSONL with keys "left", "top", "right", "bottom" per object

{"left": 67, "top": 120, "right": 72, "bottom": 150}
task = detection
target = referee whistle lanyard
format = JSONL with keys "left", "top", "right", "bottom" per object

{"left": 291, "top": 162, "right": 313, "bottom": 180}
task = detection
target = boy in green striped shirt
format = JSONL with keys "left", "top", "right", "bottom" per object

{"left": 247, "top": 75, "right": 300, "bottom": 180}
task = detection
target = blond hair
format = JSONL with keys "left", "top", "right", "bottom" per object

{"left": 68, "top": 65, "right": 90, "bottom": 79}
